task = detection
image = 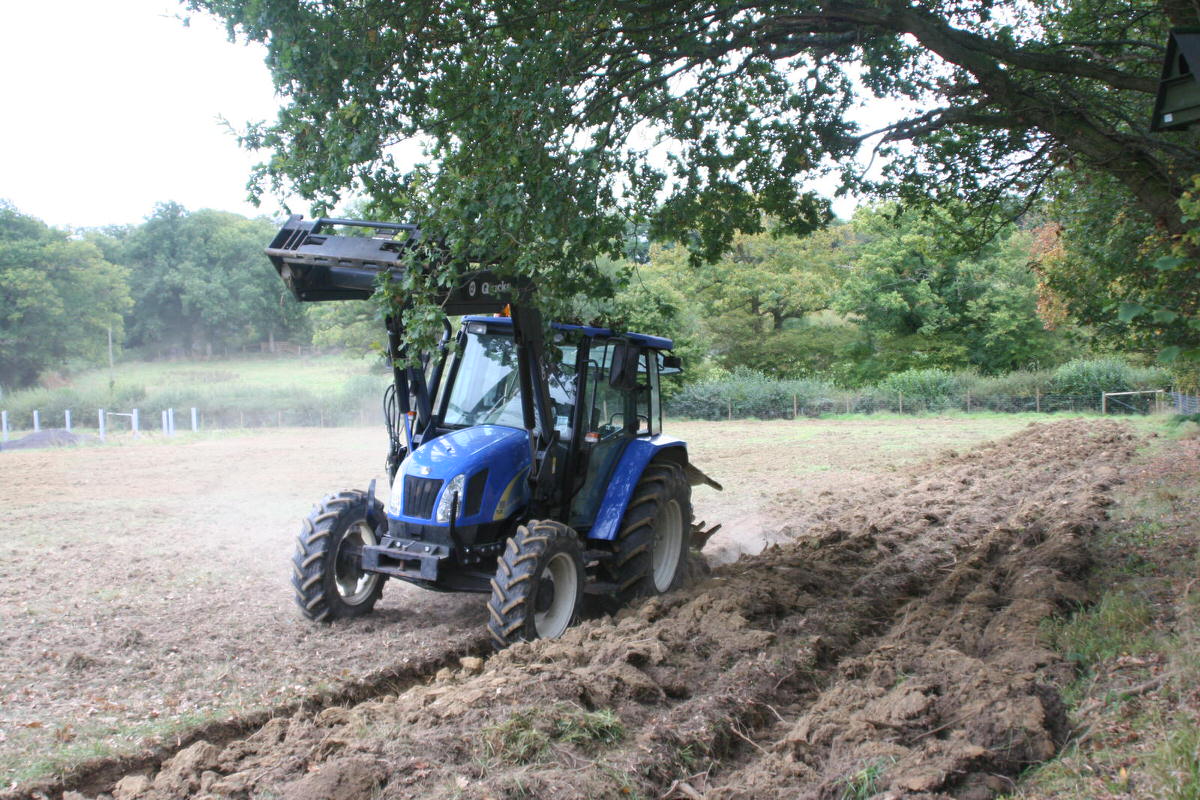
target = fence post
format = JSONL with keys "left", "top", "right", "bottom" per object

{"left": 65, "top": 409, "right": 71, "bottom": 432}
{"left": 1, "top": 410, "right": 7, "bottom": 442}
{"left": 191, "top": 407, "right": 198, "bottom": 432}
{"left": 898, "top": 392, "right": 903, "bottom": 414}
{"left": 1035, "top": 388, "right": 1041, "bottom": 413}
{"left": 168, "top": 407, "right": 176, "bottom": 436}
{"left": 98, "top": 409, "right": 105, "bottom": 441}
{"left": 162, "top": 410, "right": 168, "bottom": 435}
{"left": 132, "top": 408, "right": 139, "bottom": 436}
{"left": 793, "top": 394, "right": 798, "bottom": 419}
{"left": 33, "top": 410, "right": 40, "bottom": 432}
{"left": 727, "top": 400, "right": 732, "bottom": 421}
{"left": 1101, "top": 392, "right": 1107, "bottom": 414}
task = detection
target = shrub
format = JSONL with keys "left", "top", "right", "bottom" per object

{"left": 1049, "top": 358, "right": 1135, "bottom": 397}
{"left": 877, "top": 368, "right": 964, "bottom": 404}
{"left": 968, "top": 369, "right": 1054, "bottom": 398}
{"left": 668, "top": 367, "right": 837, "bottom": 419}
{"left": 1128, "top": 364, "right": 1171, "bottom": 390}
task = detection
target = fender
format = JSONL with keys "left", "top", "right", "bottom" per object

{"left": 587, "top": 435, "right": 688, "bottom": 542}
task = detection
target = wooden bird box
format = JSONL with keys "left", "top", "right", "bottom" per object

{"left": 1151, "top": 28, "right": 1200, "bottom": 131}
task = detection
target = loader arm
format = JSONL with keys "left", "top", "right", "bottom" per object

{"left": 265, "top": 215, "right": 559, "bottom": 511}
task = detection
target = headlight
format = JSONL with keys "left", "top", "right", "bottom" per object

{"left": 435, "top": 474, "right": 466, "bottom": 523}
{"left": 387, "top": 473, "right": 404, "bottom": 516}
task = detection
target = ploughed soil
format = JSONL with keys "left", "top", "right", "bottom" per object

{"left": 4, "top": 418, "right": 1141, "bottom": 800}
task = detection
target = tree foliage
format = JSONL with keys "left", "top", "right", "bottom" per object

{"left": 0, "top": 203, "right": 131, "bottom": 389}
{"left": 191, "top": 0, "right": 1198, "bottom": 355}
{"left": 834, "top": 205, "right": 1070, "bottom": 377}
{"left": 98, "top": 203, "right": 310, "bottom": 356}
{"left": 1034, "top": 170, "right": 1200, "bottom": 363}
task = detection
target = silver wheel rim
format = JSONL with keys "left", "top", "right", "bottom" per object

{"left": 534, "top": 552, "right": 578, "bottom": 639}
{"left": 335, "top": 520, "right": 380, "bottom": 605}
{"left": 651, "top": 499, "right": 683, "bottom": 592}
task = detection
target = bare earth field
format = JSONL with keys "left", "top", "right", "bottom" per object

{"left": 0, "top": 415, "right": 1146, "bottom": 798}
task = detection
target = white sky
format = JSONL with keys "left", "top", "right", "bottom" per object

{"left": 0, "top": 0, "right": 284, "bottom": 229}
{"left": 0, "top": 1, "right": 869, "bottom": 231}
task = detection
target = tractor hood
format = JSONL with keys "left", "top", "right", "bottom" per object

{"left": 387, "top": 425, "right": 531, "bottom": 526}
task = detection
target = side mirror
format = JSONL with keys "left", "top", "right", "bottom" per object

{"left": 608, "top": 341, "right": 641, "bottom": 390}
{"left": 661, "top": 354, "right": 682, "bottom": 374}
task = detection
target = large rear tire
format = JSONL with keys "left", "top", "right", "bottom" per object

{"left": 291, "top": 490, "right": 385, "bottom": 622}
{"left": 607, "top": 461, "right": 692, "bottom": 606}
{"left": 487, "top": 520, "right": 585, "bottom": 649}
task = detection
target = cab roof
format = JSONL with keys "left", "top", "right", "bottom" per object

{"left": 463, "top": 316, "right": 673, "bottom": 351}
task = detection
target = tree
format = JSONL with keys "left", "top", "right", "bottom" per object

{"left": 632, "top": 224, "right": 855, "bottom": 377}
{"left": 191, "top": 1, "right": 1197, "bottom": 307}
{"left": 833, "top": 205, "right": 1073, "bottom": 378}
{"left": 106, "top": 203, "right": 310, "bottom": 356}
{"left": 0, "top": 204, "right": 131, "bottom": 388}
{"left": 1034, "top": 170, "right": 1200, "bottom": 363}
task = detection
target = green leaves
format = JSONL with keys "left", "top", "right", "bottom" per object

{"left": 1153, "top": 256, "right": 1188, "bottom": 272}
{"left": 1117, "top": 302, "right": 1146, "bottom": 323}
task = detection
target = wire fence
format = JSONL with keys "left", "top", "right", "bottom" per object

{"left": 3, "top": 390, "right": 1199, "bottom": 444}
{"left": 0, "top": 404, "right": 380, "bottom": 443}
{"left": 1171, "top": 391, "right": 1200, "bottom": 415}
{"left": 666, "top": 391, "right": 1200, "bottom": 420}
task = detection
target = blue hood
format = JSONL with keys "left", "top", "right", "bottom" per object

{"left": 387, "top": 425, "right": 531, "bottom": 525}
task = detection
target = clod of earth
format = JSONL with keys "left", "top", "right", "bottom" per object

{"left": 6, "top": 420, "right": 1138, "bottom": 800}
{"left": 0, "top": 429, "right": 95, "bottom": 451}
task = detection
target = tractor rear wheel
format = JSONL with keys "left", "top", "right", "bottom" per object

{"left": 607, "top": 461, "right": 692, "bottom": 606}
{"left": 291, "top": 490, "right": 385, "bottom": 622}
{"left": 487, "top": 520, "right": 585, "bottom": 649}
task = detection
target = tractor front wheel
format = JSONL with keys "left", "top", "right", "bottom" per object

{"left": 487, "top": 521, "right": 585, "bottom": 649}
{"left": 291, "top": 490, "right": 385, "bottom": 622}
{"left": 607, "top": 461, "right": 693, "bottom": 606}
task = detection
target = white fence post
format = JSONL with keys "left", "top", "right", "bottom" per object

{"left": 1, "top": 410, "right": 7, "bottom": 442}
{"left": 98, "top": 409, "right": 106, "bottom": 441}
{"left": 65, "top": 409, "right": 71, "bottom": 432}
{"left": 169, "top": 407, "right": 176, "bottom": 435}
{"left": 132, "top": 408, "right": 139, "bottom": 436}
{"left": 191, "top": 407, "right": 198, "bottom": 432}
{"left": 33, "top": 410, "right": 40, "bottom": 432}
{"left": 161, "top": 410, "right": 168, "bottom": 435}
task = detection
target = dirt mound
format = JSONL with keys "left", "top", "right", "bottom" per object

{"left": 23, "top": 420, "right": 1138, "bottom": 800}
{"left": 0, "top": 428, "right": 95, "bottom": 451}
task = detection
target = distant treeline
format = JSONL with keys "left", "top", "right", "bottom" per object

{"left": 3, "top": 198, "right": 1195, "bottom": 396}
{"left": 0, "top": 201, "right": 309, "bottom": 389}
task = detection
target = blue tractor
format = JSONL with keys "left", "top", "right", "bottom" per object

{"left": 267, "top": 217, "right": 721, "bottom": 647}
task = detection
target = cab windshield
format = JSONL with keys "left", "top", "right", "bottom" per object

{"left": 443, "top": 331, "right": 577, "bottom": 431}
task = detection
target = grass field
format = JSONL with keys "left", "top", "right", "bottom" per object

{"left": 0, "top": 353, "right": 383, "bottom": 433}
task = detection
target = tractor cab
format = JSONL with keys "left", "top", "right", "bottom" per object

{"left": 266, "top": 215, "right": 719, "bottom": 646}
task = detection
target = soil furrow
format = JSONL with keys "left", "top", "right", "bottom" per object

{"left": 1, "top": 634, "right": 489, "bottom": 800}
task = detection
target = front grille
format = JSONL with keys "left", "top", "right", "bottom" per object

{"left": 403, "top": 475, "right": 443, "bottom": 519}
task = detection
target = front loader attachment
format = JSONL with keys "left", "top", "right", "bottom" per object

{"left": 266, "top": 216, "right": 421, "bottom": 302}
{"left": 265, "top": 214, "right": 526, "bottom": 313}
